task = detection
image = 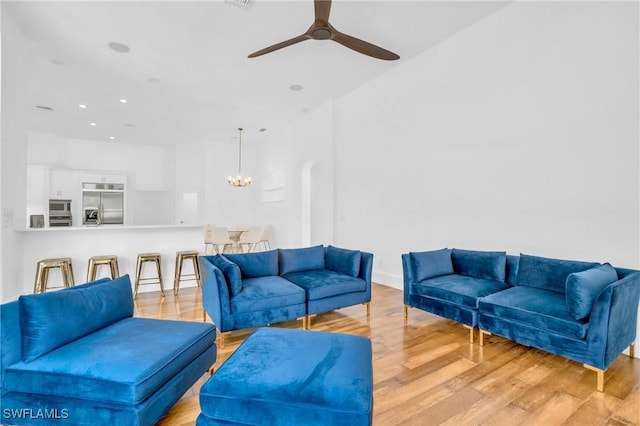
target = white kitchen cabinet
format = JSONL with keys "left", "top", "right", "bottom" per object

{"left": 79, "top": 172, "right": 127, "bottom": 185}
{"left": 49, "top": 168, "right": 79, "bottom": 199}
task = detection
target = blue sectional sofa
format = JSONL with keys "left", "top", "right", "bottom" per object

{"left": 0, "top": 275, "right": 217, "bottom": 426}
{"left": 402, "top": 248, "right": 640, "bottom": 391}
{"left": 200, "top": 245, "right": 373, "bottom": 344}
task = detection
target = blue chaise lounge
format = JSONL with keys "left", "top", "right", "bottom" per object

{"left": 0, "top": 275, "right": 217, "bottom": 425}
{"left": 403, "top": 248, "right": 640, "bottom": 391}
{"left": 200, "top": 245, "right": 373, "bottom": 345}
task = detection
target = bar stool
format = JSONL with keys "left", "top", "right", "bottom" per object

{"left": 86, "top": 255, "right": 120, "bottom": 281}
{"left": 33, "top": 258, "right": 74, "bottom": 294}
{"left": 173, "top": 250, "right": 201, "bottom": 295}
{"left": 134, "top": 253, "right": 164, "bottom": 298}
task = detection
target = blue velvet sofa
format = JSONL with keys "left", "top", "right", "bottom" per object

{"left": 0, "top": 275, "right": 217, "bottom": 426}
{"left": 200, "top": 245, "right": 373, "bottom": 344}
{"left": 402, "top": 248, "right": 640, "bottom": 391}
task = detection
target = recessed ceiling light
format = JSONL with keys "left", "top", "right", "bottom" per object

{"left": 259, "top": 128, "right": 267, "bottom": 132}
{"left": 78, "top": 104, "right": 87, "bottom": 109}
{"left": 89, "top": 122, "right": 97, "bottom": 126}
{"left": 109, "top": 136, "right": 115, "bottom": 140}
{"left": 125, "top": 123, "right": 136, "bottom": 128}
{"left": 119, "top": 99, "right": 128, "bottom": 104}
{"left": 108, "top": 42, "right": 131, "bottom": 53}
{"left": 289, "top": 84, "right": 304, "bottom": 91}
{"left": 36, "top": 105, "right": 53, "bottom": 111}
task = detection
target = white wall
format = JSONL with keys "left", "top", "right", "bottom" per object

{"left": 332, "top": 1, "right": 639, "bottom": 287}
{"left": 1, "top": 9, "right": 29, "bottom": 302}
{"left": 256, "top": 101, "right": 335, "bottom": 249}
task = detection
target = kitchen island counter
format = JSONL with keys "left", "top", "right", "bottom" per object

{"left": 21, "top": 224, "right": 205, "bottom": 294}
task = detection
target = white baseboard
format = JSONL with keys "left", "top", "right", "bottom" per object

{"left": 372, "top": 271, "right": 402, "bottom": 290}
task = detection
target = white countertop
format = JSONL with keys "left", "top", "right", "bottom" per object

{"left": 20, "top": 224, "right": 205, "bottom": 232}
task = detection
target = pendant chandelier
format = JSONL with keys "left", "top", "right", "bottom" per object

{"left": 227, "top": 127, "right": 252, "bottom": 187}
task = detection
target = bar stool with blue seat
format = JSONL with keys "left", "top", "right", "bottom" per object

{"left": 173, "top": 250, "right": 201, "bottom": 295}
{"left": 33, "top": 257, "right": 75, "bottom": 294}
{"left": 134, "top": 252, "right": 164, "bottom": 297}
{"left": 86, "top": 255, "right": 120, "bottom": 281}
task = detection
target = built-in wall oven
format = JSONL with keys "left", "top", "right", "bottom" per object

{"left": 82, "top": 183, "right": 124, "bottom": 225}
{"left": 49, "top": 199, "right": 72, "bottom": 226}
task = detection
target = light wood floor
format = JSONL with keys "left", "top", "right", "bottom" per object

{"left": 134, "top": 284, "right": 640, "bottom": 426}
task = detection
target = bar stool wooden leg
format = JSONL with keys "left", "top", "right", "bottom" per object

{"left": 134, "top": 256, "right": 143, "bottom": 298}
{"left": 155, "top": 257, "right": 165, "bottom": 297}
{"left": 173, "top": 254, "right": 183, "bottom": 296}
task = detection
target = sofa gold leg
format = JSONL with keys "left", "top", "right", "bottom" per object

{"left": 306, "top": 314, "right": 317, "bottom": 330}
{"left": 463, "top": 325, "right": 474, "bottom": 344}
{"left": 298, "top": 316, "right": 306, "bottom": 330}
{"left": 584, "top": 364, "right": 605, "bottom": 392}
{"left": 479, "top": 330, "right": 491, "bottom": 347}
{"left": 629, "top": 342, "right": 635, "bottom": 358}
{"left": 403, "top": 304, "right": 409, "bottom": 319}
{"left": 364, "top": 302, "right": 371, "bottom": 318}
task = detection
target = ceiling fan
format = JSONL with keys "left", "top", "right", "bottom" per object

{"left": 248, "top": 0, "right": 399, "bottom": 61}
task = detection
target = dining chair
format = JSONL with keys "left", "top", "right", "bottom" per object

{"left": 259, "top": 225, "right": 272, "bottom": 250}
{"left": 238, "top": 226, "right": 263, "bottom": 253}
{"left": 211, "top": 227, "right": 237, "bottom": 254}
{"left": 204, "top": 224, "right": 216, "bottom": 255}
{"left": 234, "top": 223, "right": 250, "bottom": 232}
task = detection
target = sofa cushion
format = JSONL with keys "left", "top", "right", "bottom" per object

{"left": 230, "top": 276, "right": 306, "bottom": 314}
{"left": 283, "top": 270, "right": 367, "bottom": 301}
{"left": 410, "top": 249, "right": 453, "bottom": 282}
{"left": 325, "top": 245, "right": 361, "bottom": 278}
{"left": 412, "top": 274, "right": 510, "bottom": 310}
{"left": 4, "top": 317, "right": 216, "bottom": 404}
{"left": 479, "top": 286, "right": 588, "bottom": 340}
{"left": 199, "top": 328, "right": 372, "bottom": 426}
{"left": 452, "top": 249, "right": 507, "bottom": 282}
{"left": 278, "top": 245, "right": 326, "bottom": 276}
{"left": 224, "top": 250, "right": 278, "bottom": 278}
{"left": 516, "top": 254, "right": 599, "bottom": 294}
{"left": 19, "top": 275, "right": 134, "bottom": 363}
{"left": 209, "top": 255, "right": 242, "bottom": 296}
{"left": 566, "top": 263, "right": 618, "bottom": 321}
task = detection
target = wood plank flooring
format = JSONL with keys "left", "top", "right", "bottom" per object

{"left": 133, "top": 284, "right": 640, "bottom": 426}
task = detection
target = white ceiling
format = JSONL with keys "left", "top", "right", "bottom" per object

{"left": 4, "top": 0, "right": 508, "bottom": 145}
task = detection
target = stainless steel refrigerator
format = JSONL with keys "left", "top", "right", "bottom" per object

{"left": 82, "top": 183, "right": 124, "bottom": 225}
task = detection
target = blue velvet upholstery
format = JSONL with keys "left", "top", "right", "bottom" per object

{"left": 404, "top": 249, "right": 640, "bottom": 381}
{"left": 325, "top": 245, "right": 361, "bottom": 277}
{"left": 230, "top": 276, "right": 306, "bottom": 314}
{"left": 452, "top": 249, "right": 506, "bottom": 282}
{"left": 283, "top": 270, "right": 366, "bottom": 300}
{"left": 224, "top": 250, "right": 278, "bottom": 278}
{"left": 1, "top": 275, "right": 217, "bottom": 426}
{"left": 412, "top": 275, "right": 510, "bottom": 310}
{"left": 278, "top": 245, "right": 325, "bottom": 275}
{"left": 209, "top": 254, "right": 242, "bottom": 296}
{"left": 566, "top": 263, "right": 618, "bottom": 320}
{"left": 19, "top": 275, "right": 134, "bottom": 362}
{"left": 516, "top": 254, "right": 599, "bottom": 293}
{"left": 409, "top": 249, "right": 453, "bottom": 282}
{"left": 4, "top": 318, "right": 216, "bottom": 404}
{"left": 479, "top": 287, "right": 588, "bottom": 340}
{"left": 198, "top": 328, "right": 373, "bottom": 426}
{"left": 201, "top": 247, "right": 373, "bottom": 334}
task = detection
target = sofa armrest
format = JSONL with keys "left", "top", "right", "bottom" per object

{"left": 588, "top": 269, "right": 640, "bottom": 369}
{"left": 200, "top": 256, "right": 233, "bottom": 332}
{"left": 359, "top": 251, "right": 374, "bottom": 299}
{"left": 401, "top": 253, "right": 415, "bottom": 305}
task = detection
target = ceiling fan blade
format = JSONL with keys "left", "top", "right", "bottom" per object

{"left": 248, "top": 34, "right": 311, "bottom": 58}
{"left": 314, "top": 0, "right": 332, "bottom": 25}
{"left": 331, "top": 31, "right": 399, "bottom": 61}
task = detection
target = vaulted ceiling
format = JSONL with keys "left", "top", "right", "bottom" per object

{"left": 4, "top": 1, "right": 508, "bottom": 145}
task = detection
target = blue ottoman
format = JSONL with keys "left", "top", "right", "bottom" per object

{"left": 196, "top": 327, "right": 373, "bottom": 426}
